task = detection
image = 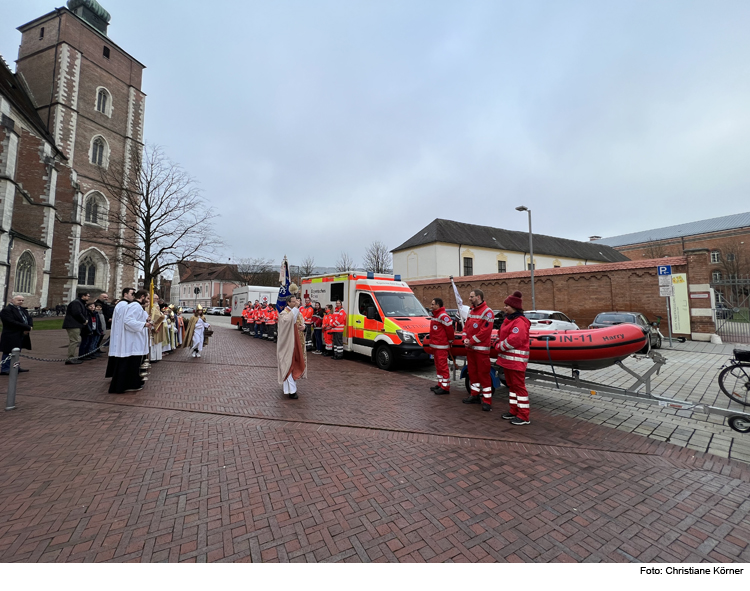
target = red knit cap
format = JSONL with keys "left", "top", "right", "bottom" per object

{"left": 504, "top": 291, "right": 523, "bottom": 310}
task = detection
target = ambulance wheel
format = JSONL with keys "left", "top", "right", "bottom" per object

{"left": 375, "top": 344, "right": 396, "bottom": 371}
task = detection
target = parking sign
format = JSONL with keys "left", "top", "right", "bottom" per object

{"left": 657, "top": 265, "right": 672, "bottom": 276}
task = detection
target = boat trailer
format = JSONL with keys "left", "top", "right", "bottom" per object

{"left": 457, "top": 351, "right": 750, "bottom": 434}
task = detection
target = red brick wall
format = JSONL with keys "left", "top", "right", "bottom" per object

{"left": 408, "top": 256, "right": 703, "bottom": 335}
{"left": 609, "top": 228, "right": 750, "bottom": 277}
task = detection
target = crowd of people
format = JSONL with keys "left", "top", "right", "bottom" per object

{"left": 428, "top": 289, "right": 531, "bottom": 426}
{"left": 0, "top": 282, "right": 531, "bottom": 423}
{"left": 240, "top": 296, "right": 347, "bottom": 360}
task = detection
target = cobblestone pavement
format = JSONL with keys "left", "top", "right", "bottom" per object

{"left": 0, "top": 325, "right": 749, "bottom": 563}
{"left": 407, "top": 341, "right": 750, "bottom": 463}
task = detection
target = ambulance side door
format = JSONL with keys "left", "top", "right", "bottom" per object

{"left": 351, "top": 291, "right": 383, "bottom": 355}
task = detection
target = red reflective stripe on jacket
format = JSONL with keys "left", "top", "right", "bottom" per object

{"left": 330, "top": 307, "right": 346, "bottom": 332}
{"left": 429, "top": 307, "right": 455, "bottom": 346}
{"left": 464, "top": 302, "right": 493, "bottom": 349}
{"left": 494, "top": 314, "right": 531, "bottom": 371}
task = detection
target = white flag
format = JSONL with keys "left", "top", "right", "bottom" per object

{"left": 450, "top": 276, "right": 469, "bottom": 323}
{"left": 279, "top": 255, "right": 288, "bottom": 284}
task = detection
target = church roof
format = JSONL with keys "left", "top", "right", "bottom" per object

{"left": 393, "top": 219, "right": 628, "bottom": 263}
{"left": 0, "top": 57, "right": 62, "bottom": 154}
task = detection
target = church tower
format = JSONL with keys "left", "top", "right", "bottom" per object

{"left": 15, "top": 0, "right": 145, "bottom": 303}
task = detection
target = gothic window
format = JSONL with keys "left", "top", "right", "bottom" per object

{"left": 96, "top": 90, "right": 107, "bottom": 113}
{"left": 78, "top": 255, "right": 97, "bottom": 286}
{"left": 84, "top": 192, "right": 107, "bottom": 226}
{"left": 91, "top": 137, "right": 105, "bottom": 166}
{"left": 15, "top": 252, "right": 35, "bottom": 294}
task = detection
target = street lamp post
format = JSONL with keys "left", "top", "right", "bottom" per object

{"left": 515, "top": 206, "right": 536, "bottom": 311}
{"left": 194, "top": 286, "right": 200, "bottom": 309}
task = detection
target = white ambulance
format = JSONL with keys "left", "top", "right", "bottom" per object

{"left": 230, "top": 285, "right": 278, "bottom": 329}
{"left": 301, "top": 272, "right": 432, "bottom": 370}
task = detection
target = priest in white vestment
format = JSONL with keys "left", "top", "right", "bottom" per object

{"left": 106, "top": 288, "right": 152, "bottom": 393}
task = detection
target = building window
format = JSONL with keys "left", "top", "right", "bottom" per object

{"left": 527, "top": 263, "right": 535, "bottom": 271}
{"left": 39, "top": 27, "right": 45, "bottom": 40}
{"left": 84, "top": 193, "right": 107, "bottom": 226}
{"left": 711, "top": 251, "right": 721, "bottom": 263}
{"left": 96, "top": 89, "right": 109, "bottom": 114}
{"left": 727, "top": 253, "right": 736, "bottom": 262}
{"left": 712, "top": 271, "right": 722, "bottom": 282}
{"left": 15, "top": 252, "right": 35, "bottom": 294}
{"left": 463, "top": 257, "right": 473, "bottom": 276}
{"left": 78, "top": 255, "right": 97, "bottom": 286}
{"left": 91, "top": 137, "right": 105, "bottom": 166}
{"left": 103, "top": 46, "right": 110, "bottom": 59}
{"left": 497, "top": 261, "right": 506, "bottom": 273}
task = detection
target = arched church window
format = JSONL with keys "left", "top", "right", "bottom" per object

{"left": 15, "top": 252, "right": 36, "bottom": 294}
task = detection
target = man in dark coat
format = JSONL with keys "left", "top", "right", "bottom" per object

{"left": 0, "top": 295, "right": 33, "bottom": 374}
{"left": 62, "top": 291, "right": 89, "bottom": 365}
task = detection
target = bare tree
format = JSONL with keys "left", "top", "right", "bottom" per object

{"left": 641, "top": 237, "right": 671, "bottom": 259}
{"left": 716, "top": 236, "right": 749, "bottom": 278}
{"left": 236, "top": 257, "right": 277, "bottom": 286}
{"left": 335, "top": 252, "right": 356, "bottom": 272}
{"left": 300, "top": 255, "right": 316, "bottom": 277}
{"left": 362, "top": 240, "right": 392, "bottom": 273}
{"left": 98, "top": 143, "right": 221, "bottom": 288}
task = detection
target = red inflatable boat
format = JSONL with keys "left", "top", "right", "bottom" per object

{"left": 422, "top": 324, "right": 650, "bottom": 371}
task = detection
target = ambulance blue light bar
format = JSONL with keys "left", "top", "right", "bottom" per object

{"left": 367, "top": 272, "right": 374, "bottom": 279}
{"left": 394, "top": 275, "right": 401, "bottom": 281}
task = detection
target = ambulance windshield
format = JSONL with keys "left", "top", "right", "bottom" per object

{"left": 374, "top": 293, "right": 429, "bottom": 317}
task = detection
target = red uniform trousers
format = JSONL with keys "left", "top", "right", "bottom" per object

{"left": 467, "top": 350, "right": 492, "bottom": 404}
{"left": 433, "top": 350, "right": 450, "bottom": 392}
{"left": 504, "top": 368, "right": 529, "bottom": 421}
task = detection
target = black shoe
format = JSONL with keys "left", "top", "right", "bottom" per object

{"left": 0, "top": 372, "right": 8, "bottom": 376}
{"left": 481, "top": 402, "right": 492, "bottom": 412}
{"left": 289, "top": 392, "right": 298, "bottom": 399}
{"left": 501, "top": 413, "right": 515, "bottom": 420}
{"left": 462, "top": 396, "right": 480, "bottom": 404}
{"left": 65, "top": 359, "right": 83, "bottom": 365}
{"left": 510, "top": 417, "right": 530, "bottom": 425}
{"left": 18, "top": 368, "right": 29, "bottom": 373}
{"left": 430, "top": 385, "right": 442, "bottom": 393}
{"left": 434, "top": 388, "right": 450, "bottom": 395}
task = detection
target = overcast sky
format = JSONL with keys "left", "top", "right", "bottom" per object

{"left": 2, "top": 0, "right": 749, "bottom": 269}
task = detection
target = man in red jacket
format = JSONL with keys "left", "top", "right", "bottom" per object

{"left": 462, "top": 289, "right": 495, "bottom": 411}
{"left": 330, "top": 300, "right": 346, "bottom": 359}
{"left": 429, "top": 297, "right": 454, "bottom": 394}
{"left": 495, "top": 290, "right": 531, "bottom": 425}
{"left": 300, "top": 296, "right": 315, "bottom": 350}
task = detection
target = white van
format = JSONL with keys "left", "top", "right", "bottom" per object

{"left": 230, "top": 285, "right": 278, "bottom": 329}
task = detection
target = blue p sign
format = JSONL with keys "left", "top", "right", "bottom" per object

{"left": 657, "top": 265, "right": 672, "bottom": 276}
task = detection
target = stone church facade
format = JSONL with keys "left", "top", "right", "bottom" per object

{"left": 0, "top": 0, "right": 144, "bottom": 308}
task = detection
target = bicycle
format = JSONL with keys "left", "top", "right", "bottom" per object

{"left": 718, "top": 349, "right": 750, "bottom": 407}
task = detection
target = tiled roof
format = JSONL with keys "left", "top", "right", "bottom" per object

{"left": 0, "top": 57, "right": 60, "bottom": 153}
{"left": 393, "top": 219, "right": 628, "bottom": 263}
{"left": 594, "top": 211, "right": 750, "bottom": 248}
{"left": 179, "top": 262, "right": 242, "bottom": 283}
{"left": 406, "top": 256, "right": 687, "bottom": 286}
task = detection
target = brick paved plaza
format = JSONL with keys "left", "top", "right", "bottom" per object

{"left": 1, "top": 323, "right": 749, "bottom": 563}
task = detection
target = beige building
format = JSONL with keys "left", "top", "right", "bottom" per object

{"left": 392, "top": 219, "right": 628, "bottom": 281}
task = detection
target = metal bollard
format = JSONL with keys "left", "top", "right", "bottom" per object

{"left": 5, "top": 348, "right": 20, "bottom": 411}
